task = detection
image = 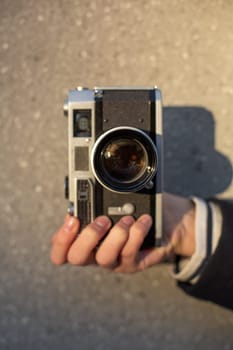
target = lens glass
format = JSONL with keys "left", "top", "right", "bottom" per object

{"left": 100, "top": 138, "right": 148, "bottom": 182}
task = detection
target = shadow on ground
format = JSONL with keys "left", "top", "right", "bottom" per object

{"left": 164, "top": 106, "right": 232, "bottom": 197}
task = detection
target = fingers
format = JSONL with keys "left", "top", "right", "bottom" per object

{"left": 95, "top": 216, "right": 135, "bottom": 268}
{"left": 50, "top": 215, "right": 80, "bottom": 265}
{"left": 67, "top": 216, "right": 112, "bottom": 265}
{"left": 51, "top": 215, "right": 112, "bottom": 266}
{"left": 51, "top": 213, "right": 164, "bottom": 273}
{"left": 118, "top": 215, "right": 152, "bottom": 269}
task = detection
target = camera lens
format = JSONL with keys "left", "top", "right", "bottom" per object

{"left": 91, "top": 127, "right": 158, "bottom": 193}
{"left": 101, "top": 138, "right": 147, "bottom": 182}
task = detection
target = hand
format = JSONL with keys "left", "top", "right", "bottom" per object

{"left": 50, "top": 193, "right": 196, "bottom": 273}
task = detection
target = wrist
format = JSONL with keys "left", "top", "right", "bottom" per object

{"left": 173, "top": 201, "right": 196, "bottom": 257}
{"left": 163, "top": 193, "right": 196, "bottom": 257}
{"left": 172, "top": 197, "right": 217, "bottom": 284}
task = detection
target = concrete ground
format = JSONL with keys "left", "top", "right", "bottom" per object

{"left": 0, "top": 1, "right": 233, "bottom": 349}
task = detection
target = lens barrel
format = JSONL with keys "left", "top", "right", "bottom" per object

{"left": 91, "top": 127, "right": 158, "bottom": 192}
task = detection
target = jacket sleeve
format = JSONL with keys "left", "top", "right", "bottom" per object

{"left": 175, "top": 199, "right": 233, "bottom": 309}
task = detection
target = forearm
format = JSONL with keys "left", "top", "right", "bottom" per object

{"left": 173, "top": 197, "right": 233, "bottom": 309}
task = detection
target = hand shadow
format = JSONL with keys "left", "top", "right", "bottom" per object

{"left": 163, "top": 107, "right": 232, "bottom": 197}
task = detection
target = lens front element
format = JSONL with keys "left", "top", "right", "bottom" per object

{"left": 91, "top": 127, "right": 158, "bottom": 193}
{"left": 101, "top": 138, "right": 148, "bottom": 182}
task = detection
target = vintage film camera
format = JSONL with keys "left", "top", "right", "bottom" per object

{"left": 63, "top": 87, "right": 163, "bottom": 247}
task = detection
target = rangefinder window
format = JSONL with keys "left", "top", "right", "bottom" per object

{"left": 73, "top": 109, "right": 91, "bottom": 137}
{"left": 75, "top": 147, "right": 89, "bottom": 171}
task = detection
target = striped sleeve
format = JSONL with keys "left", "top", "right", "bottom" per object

{"left": 172, "top": 197, "right": 222, "bottom": 284}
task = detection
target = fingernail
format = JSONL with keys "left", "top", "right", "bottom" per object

{"left": 94, "top": 216, "right": 110, "bottom": 229}
{"left": 121, "top": 216, "right": 135, "bottom": 226}
{"left": 63, "top": 216, "right": 76, "bottom": 233}
{"left": 139, "top": 215, "right": 152, "bottom": 229}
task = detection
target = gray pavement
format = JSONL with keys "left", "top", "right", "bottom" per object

{"left": 0, "top": 1, "right": 233, "bottom": 349}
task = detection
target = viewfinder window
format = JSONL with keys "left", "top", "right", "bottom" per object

{"left": 73, "top": 109, "right": 91, "bottom": 137}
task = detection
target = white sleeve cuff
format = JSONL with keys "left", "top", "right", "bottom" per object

{"left": 172, "top": 197, "right": 222, "bottom": 284}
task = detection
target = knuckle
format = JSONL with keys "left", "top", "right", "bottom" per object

{"left": 56, "top": 234, "right": 71, "bottom": 246}
{"left": 95, "top": 253, "right": 112, "bottom": 268}
{"left": 113, "top": 225, "right": 129, "bottom": 238}
{"left": 96, "top": 257, "right": 110, "bottom": 268}
{"left": 82, "top": 222, "right": 107, "bottom": 238}
{"left": 50, "top": 255, "right": 63, "bottom": 266}
{"left": 67, "top": 251, "right": 85, "bottom": 266}
{"left": 110, "top": 222, "right": 131, "bottom": 240}
{"left": 138, "top": 258, "right": 147, "bottom": 271}
{"left": 131, "top": 221, "right": 148, "bottom": 237}
{"left": 51, "top": 233, "right": 57, "bottom": 244}
{"left": 121, "top": 250, "right": 134, "bottom": 261}
{"left": 89, "top": 222, "right": 103, "bottom": 233}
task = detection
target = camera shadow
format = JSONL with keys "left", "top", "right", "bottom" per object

{"left": 163, "top": 107, "right": 232, "bottom": 197}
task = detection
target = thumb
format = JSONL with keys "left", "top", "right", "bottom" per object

{"left": 137, "top": 246, "right": 169, "bottom": 270}
{"left": 137, "top": 225, "right": 183, "bottom": 270}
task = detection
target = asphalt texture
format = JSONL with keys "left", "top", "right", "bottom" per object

{"left": 0, "top": 1, "right": 233, "bottom": 350}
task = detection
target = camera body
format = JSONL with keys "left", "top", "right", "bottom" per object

{"left": 64, "top": 87, "right": 163, "bottom": 247}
